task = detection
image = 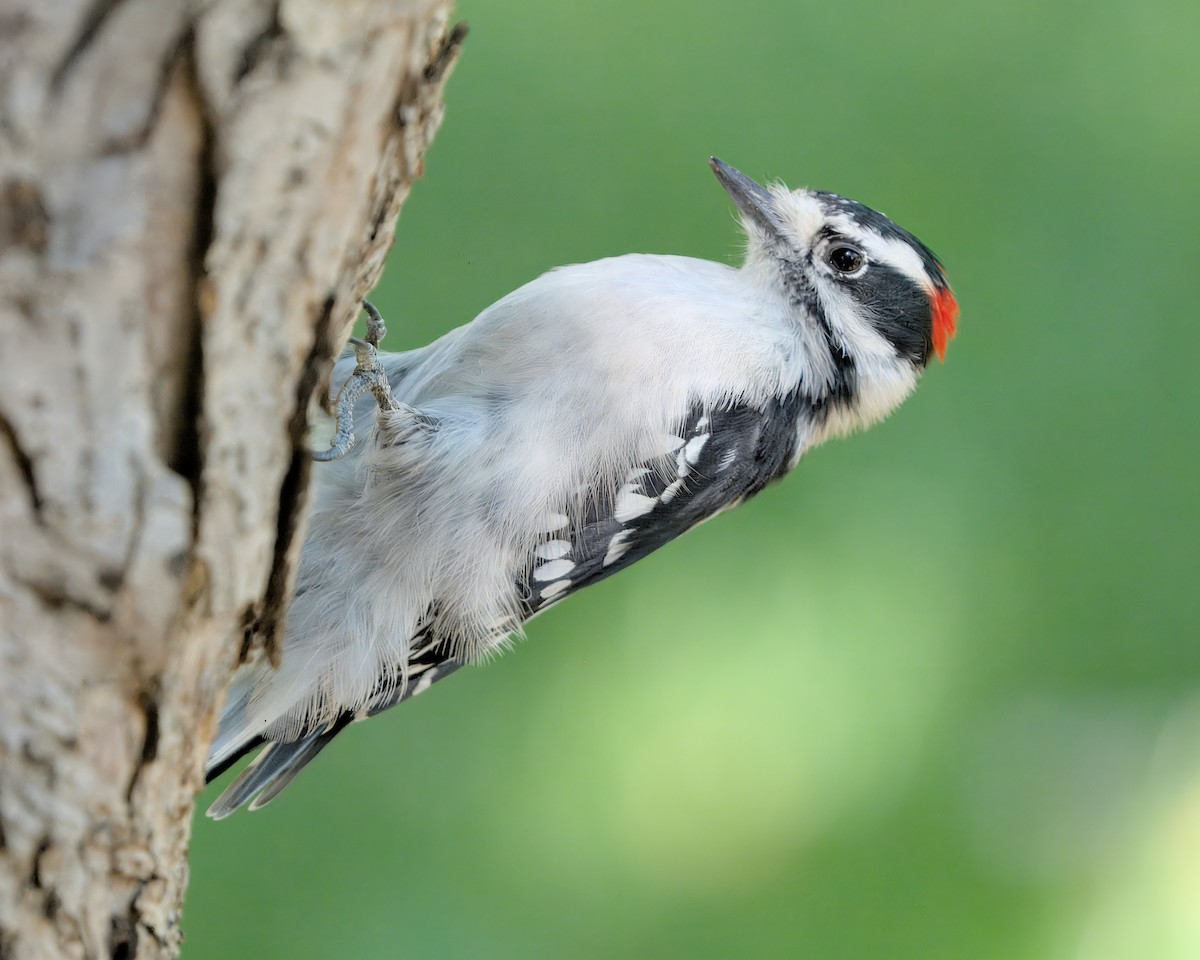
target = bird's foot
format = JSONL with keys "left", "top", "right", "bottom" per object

{"left": 313, "top": 300, "right": 399, "bottom": 462}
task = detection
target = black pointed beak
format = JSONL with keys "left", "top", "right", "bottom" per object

{"left": 709, "top": 158, "right": 778, "bottom": 234}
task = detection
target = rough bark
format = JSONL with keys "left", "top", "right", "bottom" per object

{"left": 0, "top": 2, "right": 464, "bottom": 957}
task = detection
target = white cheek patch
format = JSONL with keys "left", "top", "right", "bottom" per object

{"left": 817, "top": 282, "right": 898, "bottom": 365}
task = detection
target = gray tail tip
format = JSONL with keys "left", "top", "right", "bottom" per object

{"left": 204, "top": 723, "right": 345, "bottom": 818}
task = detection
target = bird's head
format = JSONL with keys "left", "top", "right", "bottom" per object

{"left": 710, "top": 157, "right": 958, "bottom": 433}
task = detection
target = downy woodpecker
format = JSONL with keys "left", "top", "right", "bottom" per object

{"left": 205, "top": 158, "right": 958, "bottom": 817}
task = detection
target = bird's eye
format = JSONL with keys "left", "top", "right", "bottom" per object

{"left": 828, "top": 246, "right": 865, "bottom": 275}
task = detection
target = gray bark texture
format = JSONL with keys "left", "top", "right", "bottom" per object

{"left": 0, "top": 2, "right": 464, "bottom": 957}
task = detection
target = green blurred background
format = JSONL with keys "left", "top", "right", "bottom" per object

{"left": 187, "top": 0, "right": 1200, "bottom": 957}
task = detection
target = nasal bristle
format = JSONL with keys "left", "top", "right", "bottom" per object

{"left": 930, "top": 286, "right": 959, "bottom": 362}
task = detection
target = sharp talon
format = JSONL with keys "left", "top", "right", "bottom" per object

{"left": 362, "top": 300, "right": 387, "bottom": 349}
{"left": 313, "top": 300, "right": 399, "bottom": 461}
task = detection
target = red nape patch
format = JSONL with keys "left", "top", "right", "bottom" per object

{"left": 930, "top": 286, "right": 959, "bottom": 362}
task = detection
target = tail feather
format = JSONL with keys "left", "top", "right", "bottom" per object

{"left": 204, "top": 655, "right": 466, "bottom": 818}
{"left": 205, "top": 715, "right": 352, "bottom": 820}
{"left": 204, "top": 733, "right": 265, "bottom": 785}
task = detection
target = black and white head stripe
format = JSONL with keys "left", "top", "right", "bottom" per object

{"left": 789, "top": 195, "right": 945, "bottom": 366}
{"left": 716, "top": 162, "right": 952, "bottom": 370}
{"left": 813, "top": 192, "right": 949, "bottom": 288}
{"left": 521, "top": 392, "right": 809, "bottom": 614}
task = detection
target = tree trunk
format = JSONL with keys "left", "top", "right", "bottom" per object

{"left": 0, "top": 2, "right": 464, "bottom": 956}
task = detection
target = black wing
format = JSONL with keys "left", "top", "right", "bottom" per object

{"left": 207, "top": 391, "right": 806, "bottom": 816}
{"left": 522, "top": 391, "right": 806, "bottom": 614}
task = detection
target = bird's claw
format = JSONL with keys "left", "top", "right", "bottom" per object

{"left": 313, "top": 300, "right": 399, "bottom": 462}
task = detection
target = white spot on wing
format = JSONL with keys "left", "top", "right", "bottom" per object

{"left": 604, "top": 529, "right": 634, "bottom": 566}
{"left": 615, "top": 485, "right": 656, "bottom": 521}
{"left": 660, "top": 478, "right": 684, "bottom": 503}
{"left": 541, "top": 579, "right": 572, "bottom": 600}
{"left": 534, "top": 539, "right": 572, "bottom": 560}
{"left": 684, "top": 433, "right": 709, "bottom": 465}
{"left": 413, "top": 670, "right": 438, "bottom": 695}
{"left": 717, "top": 448, "right": 737, "bottom": 471}
{"left": 534, "top": 558, "right": 575, "bottom": 581}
